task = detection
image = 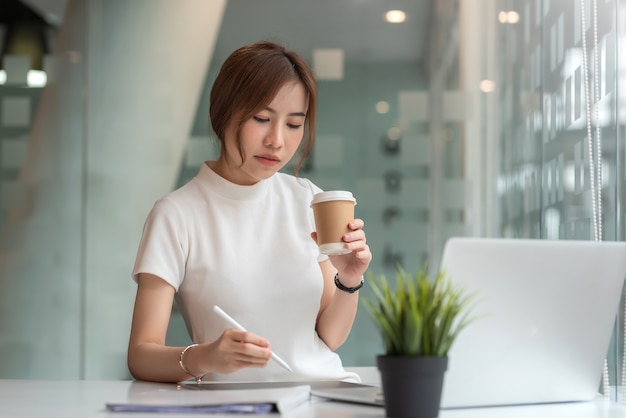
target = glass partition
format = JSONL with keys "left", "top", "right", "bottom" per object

{"left": 489, "top": 0, "right": 625, "bottom": 398}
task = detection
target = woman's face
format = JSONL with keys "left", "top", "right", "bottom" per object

{"left": 215, "top": 81, "right": 308, "bottom": 185}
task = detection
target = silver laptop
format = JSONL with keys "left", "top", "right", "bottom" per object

{"left": 313, "top": 237, "right": 626, "bottom": 409}
{"left": 439, "top": 237, "right": 626, "bottom": 408}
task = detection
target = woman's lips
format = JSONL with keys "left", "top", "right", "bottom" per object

{"left": 255, "top": 155, "right": 280, "bottom": 166}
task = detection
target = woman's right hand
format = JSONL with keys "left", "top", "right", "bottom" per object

{"left": 201, "top": 328, "right": 273, "bottom": 374}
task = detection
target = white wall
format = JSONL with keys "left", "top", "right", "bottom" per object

{"left": 0, "top": 0, "right": 226, "bottom": 379}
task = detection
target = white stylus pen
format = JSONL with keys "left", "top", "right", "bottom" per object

{"left": 212, "top": 305, "right": 293, "bottom": 372}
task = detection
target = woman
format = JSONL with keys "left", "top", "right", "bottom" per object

{"left": 127, "top": 41, "right": 372, "bottom": 383}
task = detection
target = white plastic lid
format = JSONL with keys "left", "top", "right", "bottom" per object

{"left": 319, "top": 243, "right": 353, "bottom": 255}
{"left": 310, "top": 190, "right": 357, "bottom": 206}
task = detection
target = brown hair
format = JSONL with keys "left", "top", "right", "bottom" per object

{"left": 209, "top": 41, "right": 317, "bottom": 175}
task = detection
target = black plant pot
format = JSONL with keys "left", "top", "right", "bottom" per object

{"left": 377, "top": 355, "right": 448, "bottom": 418}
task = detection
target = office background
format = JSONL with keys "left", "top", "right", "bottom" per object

{"left": 0, "top": 0, "right": 625, "bottom": 398}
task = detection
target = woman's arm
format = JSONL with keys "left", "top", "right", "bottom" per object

{"left": 315, "top": 218, "right": 372, "bottom": 351}
{"left": 315, "top": 260, "right": 360, "bottom": 350}
{"left": 127, "top": 273, "right": 192, "bottom": 382}
{"left": 127, "top": 273, "right": 272, "bottom": 382}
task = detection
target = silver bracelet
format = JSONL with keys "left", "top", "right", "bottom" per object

{"left": 179, "top": 343, "right": 205, "bottom": 383}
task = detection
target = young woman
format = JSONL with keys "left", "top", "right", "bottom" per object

{"left": 127, "top": 41, "right": 372, "bottom": 383}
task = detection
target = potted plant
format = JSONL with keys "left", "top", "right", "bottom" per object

{"left": 363, "top": 264, "right": 478, "bottom": 418}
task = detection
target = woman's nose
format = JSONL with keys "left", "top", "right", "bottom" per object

{"left": 264, "top": 125, "right": 284, "bottom": 148}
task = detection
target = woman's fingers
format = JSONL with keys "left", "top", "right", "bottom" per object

{"left": 342, "top": 219, "right": 367, "bottom": 247}
{"left": 215, "top": 329, "right": 272, "bottom": 370}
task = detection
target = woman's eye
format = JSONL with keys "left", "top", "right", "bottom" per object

{"left": 287, "top": 123, "right": 302, "bottom": 129}
{"left": 253, "top": 116, "right": 269, "bottom": 123}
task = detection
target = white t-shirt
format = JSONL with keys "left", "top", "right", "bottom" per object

{"left": 132, "top": 161, "right": 360, "bottom": 382}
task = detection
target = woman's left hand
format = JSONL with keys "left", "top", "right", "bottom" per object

{"left": 312, "top": 218, "right": 372, "bottom": 283}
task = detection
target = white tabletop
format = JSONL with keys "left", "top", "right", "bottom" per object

{"left": 1, "top": 379, "right": 626, "bottom": 417}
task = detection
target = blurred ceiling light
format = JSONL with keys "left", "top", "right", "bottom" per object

{"left": 507, "top": 11, "right": 520, "bottom": 23}
{"left": 479, "top": 79, "right": 496, "bottom": 93}
{"left": 387, "top": 127, "right": 402, "bottom": 140}
{"left": 27, "top": 69, "right": 46, "bottom": 87}
{"left": 385, "top": 10, "right": 406, "bottom": 23}
{"left": 0, "top": 70, "right": 6, "bottom": 85}
{"left": 376, "top": 101, "right": 390, "bottom": 114}
{"left": 498, "top": 10, "right": 519, "bottom": 24}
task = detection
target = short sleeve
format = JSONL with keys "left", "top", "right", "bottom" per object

{"left": 131, "top": 197, "right": 188, "bottom": 291}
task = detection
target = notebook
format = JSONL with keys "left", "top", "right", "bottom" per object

{"left": 107, "top": 384, "right": 311, "bottom": 414}
{"left": 312, "top": 237, "right": 626, "bottom": 409}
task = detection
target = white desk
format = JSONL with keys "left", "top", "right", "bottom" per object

{"left": 1, "top": 379, "right": 626, "bottom": 417}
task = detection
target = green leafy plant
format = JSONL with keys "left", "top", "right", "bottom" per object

{"left": 363, "top": 265, "right": 478, "bottom": 357}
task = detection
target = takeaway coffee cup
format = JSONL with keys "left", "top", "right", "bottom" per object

{"left": 311, "top": 191, "right": 357, "bottom": 255}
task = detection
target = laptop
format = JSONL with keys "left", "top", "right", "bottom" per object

{"left": 312, "top": 237, "right": 626, "bottom": 409}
